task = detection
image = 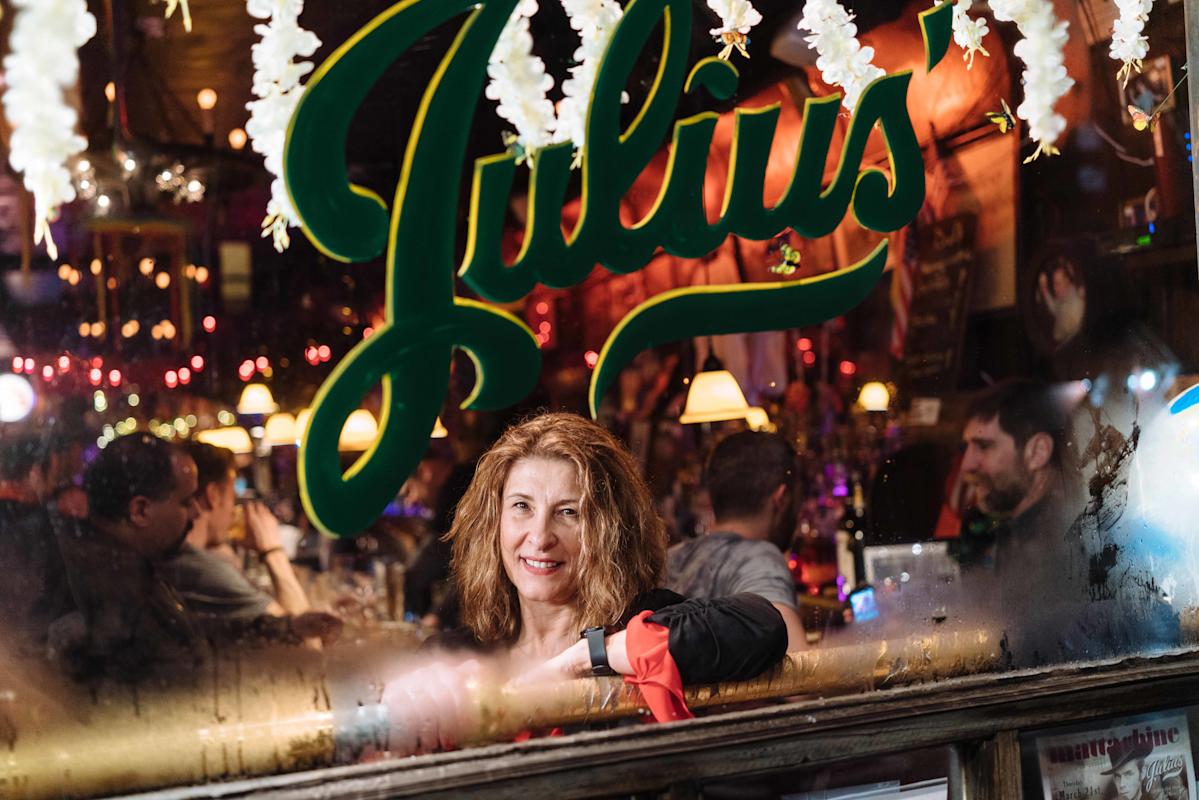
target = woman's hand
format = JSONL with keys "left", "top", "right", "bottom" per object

{"left": 509, "top": 631, "right": 632, "bottom": 686}
{"left": 380, "top": 659, "right": 483, "bottom": 755}
{"left": 509, "top": 639, "right": 590, "bottom": 686}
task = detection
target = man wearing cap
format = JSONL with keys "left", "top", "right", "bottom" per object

{"left": 1102, "top": 739, "right": 1155, "bottom": 800}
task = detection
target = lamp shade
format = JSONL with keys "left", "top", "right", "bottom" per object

{"left": 679, "top": 369, "right": 750, "bottom": 424}
{"left": 264, "top": 413, "right": 298, "bottom": 447}
{"left": 294, "top": 408, "right": 311, "bottom": 445}
{"left": 195, "top": 426, "right": 253, "bottom": 455}
{"left": 431, "top": 416, "right": 448, "bottom": 439}
{"left": 858, "top": 381, "right": 891, "bottom": 412}
{"left": 744, "top": 406, "right": 775, "bottom": 432}
{"left": 237, "top": 383, "right": 278, "bottom": 415}
{"left": 339, "top": 409, "right": 379, "bottom": 451}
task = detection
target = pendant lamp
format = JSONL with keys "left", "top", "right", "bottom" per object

{"left": 195, "top": 426, "right": 254, "bottom": 455}
{"left": 237, "top": 383, "right": 278, "bottom": 415}
{"left": 679, "top": 351, "right": 751, "bottom": 424}
{"left": 264, "top": 412, "right": 298, "bottom": 447}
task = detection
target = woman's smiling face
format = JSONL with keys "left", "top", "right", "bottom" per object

{"left": 499, "top": 456, "right": 584, "bottom": 609}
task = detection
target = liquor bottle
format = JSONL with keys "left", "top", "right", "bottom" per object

{"left": 837, "top": 472, "right": 867, "bottom": 589}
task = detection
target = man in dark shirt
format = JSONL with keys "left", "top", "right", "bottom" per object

{"left": 957, "top": 380, "right": 1176, "bottom": 665}
{"left": 958, "top": 379, "right": 1075, "bottom": 573}
{"left": 50, "top": 433, "right": 203, "bottom": 676}
{"left": 52, "top": 435, "right": 339, "bottom": 678}
{"left": 667, "top": 431, "right": 805, "bottom": 651}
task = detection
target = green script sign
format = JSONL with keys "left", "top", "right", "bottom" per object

{"left": 285, "top": 0, "right": 953, "bottom": 536}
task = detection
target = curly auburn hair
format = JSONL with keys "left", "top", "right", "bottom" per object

{"left": 448, "top": 413, "right": 666, "bottom": 644}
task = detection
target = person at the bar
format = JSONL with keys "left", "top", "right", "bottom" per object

{"left": 0, "top": 433, "right": 74, "bottom": 654}
{"left": 48, "top": 435, "right": 340, "bottom": 678}
{"left": 957, "top": 378, "right": 1076, "bottom": 570}
{"left": 49, "top": 434, "right": 204, "bottom": 676}
{"left": 954, "top": 379, "right": 1176, "bottom": 665}
{"left": 163, "top": 441, "right": 331, "bottom": 635}
{"left": 666, "top": 430, "right": 806, "bottom": 650}
{"left": 380, "top": 413, "right": 787, "bottom": 755}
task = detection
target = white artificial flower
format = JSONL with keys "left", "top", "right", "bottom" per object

{"left": 936, "top": 0, "right": 990, "bottom": 69}
{"left": 797, "top": 0, "right": 885, "bottom": 112}
{"left": 707, "top": 0, "right": 762, "bottom": 59}
{"left": 2, "top": 0, "right": 97, "bottom": 260}
{"left": 1110, "top": 0, "right": 1153, "bottom": 87}
{"left": 708, "top": 0, "right": 762, "bottom": 35}
{"left": 486, "top": 0, "right": 625, "bottom": 166}
{"left": 552, "top": 0, "right": 626, "bottom": 158}
{"left": 991, "top": 0, "right": 1073, "bottom": 161}
{"left": 245, "top": 0, "right": 321, "bottom": 252}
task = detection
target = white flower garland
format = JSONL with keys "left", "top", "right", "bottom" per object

{"left": 796, "top": 0, "right": 885, "bottom": 112}
{"left": 245, "top": 0, "right": 321, "bottom": 252}
{"left": 2, "top": 0, "right": 96, "bottom": 261}
{"left": 707, "top": 0, "right": 762, "bottom": 60}
{"left": 1111, "top": 0, "right": 1153, "bottom": 88}
{"left": 552, "top": 0, "right": 626, "bottom": 156}
{"left": 486, "top": 0, "right": 624, "bottom": 167}
{"left": 991, "top": 0, "right": 1074, "bottom": 162}
{"left": 937, "top": 0, "right": 990, "bottom": 69}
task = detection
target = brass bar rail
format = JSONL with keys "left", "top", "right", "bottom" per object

{"left": 0, "top": 628, "right": 1002, "bottom": 798}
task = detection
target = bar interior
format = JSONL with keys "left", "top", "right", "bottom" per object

{"left": 4, "top": 0, "right": 1199, "bottom": 797}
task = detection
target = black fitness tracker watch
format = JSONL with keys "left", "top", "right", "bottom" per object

{"left": 581, "top": 626, "right": 617, "bottom": 676}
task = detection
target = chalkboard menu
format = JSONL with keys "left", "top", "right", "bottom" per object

{"left": 899, "top": 214, "right": 976, "bottom": 394}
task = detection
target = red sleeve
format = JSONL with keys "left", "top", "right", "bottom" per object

{"left": 622, "top": 610, "right": 694, "bottom": 722}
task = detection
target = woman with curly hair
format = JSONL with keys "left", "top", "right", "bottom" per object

{"left": 381, "top": 413, "right": 786, "bottom": 755}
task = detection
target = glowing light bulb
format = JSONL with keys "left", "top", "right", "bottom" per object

{"left": 0, "top": 375, "right": 35, "bottom": 422}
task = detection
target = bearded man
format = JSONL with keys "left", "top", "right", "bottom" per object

{"left": 957, "top": 379, "right": 1073, "bottom": 573}
{"left": 954, "top": 379, "right": 1092, "bottom": 664}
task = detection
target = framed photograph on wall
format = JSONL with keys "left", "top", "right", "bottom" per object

{"left": 1121, "top": 54, "right": 1177, "bottom": 125}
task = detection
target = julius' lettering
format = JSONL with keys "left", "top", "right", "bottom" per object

{"left": 284, "top": 0, "right": 952, "bottom": 536}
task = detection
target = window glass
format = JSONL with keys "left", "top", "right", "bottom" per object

{"left": 1, "top": 0, "right": 1197, "bottom": 795}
